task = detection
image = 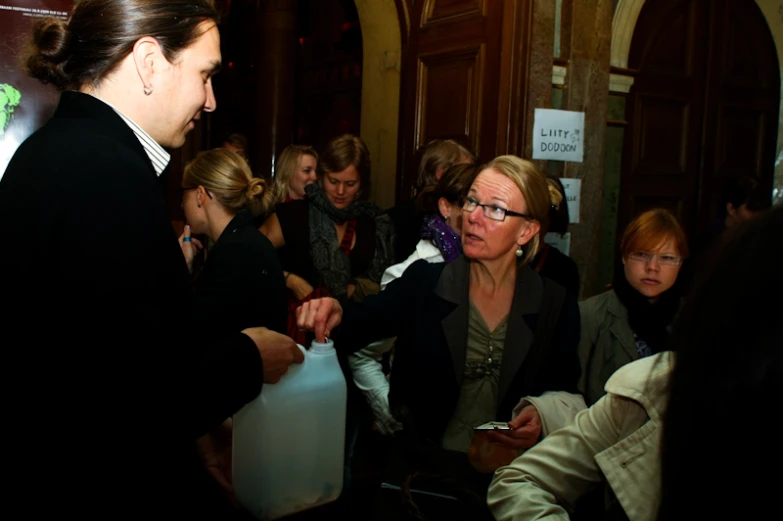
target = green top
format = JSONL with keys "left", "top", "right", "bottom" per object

{"left": 441, "top": 300, "right": 508, "bottom": 452}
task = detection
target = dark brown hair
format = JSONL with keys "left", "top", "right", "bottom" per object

{"left": 23, "top": 0, "right": 219, "bottom": 91}
{"left": 317, "top": 134, "right": 371, "bottom": 200}
{"left": 417, "top": 163, "right": 479, "bottom": 214}
{"left": 657, "top": 204, "right": 782, "bottom": 520}
{"left": 416, "top": 139, "right": 476, "bottom": 189}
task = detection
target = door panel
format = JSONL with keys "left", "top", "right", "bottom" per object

{"left": 635, "top": 96, "right": 690, "bottom": 175}
{"left": 416, "top": 46, "right": 484, "bottom": 148}
{"left": 423, "top": 0, "right": 485, "bottom": 25}
{"left": 620, "top": 0, "right": 707, "bottom": 237}
{"left": 698, "top": 0, "right": 779, "bottom": 231}
{"left": 619, "top": 0, "right": 778, "bottom": 241}
{"left": 397, "top": 0, "right": 523, "bottom": 200}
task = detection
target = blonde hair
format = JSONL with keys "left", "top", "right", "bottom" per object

{"left": 546, "top": 178, "right": 564, "bottom": 209}
{"left": 270, "top": 144, "right": 318, "bottom": 206}
{"left": 481, "top": 155, "right": 553, "bottom": 265}
{"left": 620, "top": 209, "right": 689, "bottom": 259}
{"left": 543, "top": 177, "right": 568, "bottom": 236}
{"left": 182, "top": 148, "right": 271, "bottom": 218}
{"left": 417, "top": 139, "right": 476, "bottom": 189}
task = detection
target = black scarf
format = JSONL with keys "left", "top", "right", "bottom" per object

{"left": 305, "top": 183, "right": 395, "bottom": 298}
{"left": 612, "top": 269, "right": 682, "bottom": 354}
{"left": 305, "top": 182, "right": 378, "bottom": 223}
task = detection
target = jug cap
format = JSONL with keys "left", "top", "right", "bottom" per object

{"left": 310, "top": 338, "right": 334, "bottom": 353}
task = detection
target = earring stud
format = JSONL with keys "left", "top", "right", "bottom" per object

{"left": 143, "top": 86, "right": 153, "bottom": 96}
{"left": 515, "top": 246, "right": 524, "bottom": 257}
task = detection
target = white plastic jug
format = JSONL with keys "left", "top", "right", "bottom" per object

{"left": 232, "top": 338, "right": 347, "bottom": 520}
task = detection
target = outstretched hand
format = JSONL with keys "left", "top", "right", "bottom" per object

{"left": 296, "top": 297, "right": 343, "bottom": 343}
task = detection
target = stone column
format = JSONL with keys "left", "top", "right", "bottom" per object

{"left": 562, "top": 0, "right": 613, "bottom": 298}
{"left": 253, "top": 0, "right": 298, "bottom": 180}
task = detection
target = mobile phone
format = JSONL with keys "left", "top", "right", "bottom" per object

{"left": 473, "top": 421, "right": 511, "bottom": 431}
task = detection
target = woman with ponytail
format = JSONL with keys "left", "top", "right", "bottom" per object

{"left": 181, "top": 148, "right": 287, "bottom": 337}
{"left": 529, "top": 177, "right": 580, "bottom": 296}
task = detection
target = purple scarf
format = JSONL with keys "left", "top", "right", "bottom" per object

{"left": 420, "top": 213, "right": 462, "bottom": 262}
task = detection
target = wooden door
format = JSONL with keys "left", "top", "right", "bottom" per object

{"left": 396, "top": 0, "right": 534, "bottom": 201}
{"left": 618, "top": 0, "right": 779, "bottom": 240}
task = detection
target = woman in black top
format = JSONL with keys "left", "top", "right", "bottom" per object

{"left": 181, "top": 148, "right": 287, "bottom": 336}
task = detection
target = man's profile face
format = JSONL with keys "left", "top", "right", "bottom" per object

{"left": 153, "top": 22, "right": 221, "bottom": 148}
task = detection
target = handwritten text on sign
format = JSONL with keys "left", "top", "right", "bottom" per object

{"left": 559, "top": 178, "right": 581, "bottom": 224}
{"left": 532, "top": 109, "right": 585, "bottom": 162}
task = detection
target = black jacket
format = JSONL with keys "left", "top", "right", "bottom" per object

{"left": 192, "top": 209, "right": 287, "bottom": 336}
{"left": 0, "top": 92, "right": 263, "bottom": 517}
{"left": 333, "top": 256, "right": 581, "bottom": 446}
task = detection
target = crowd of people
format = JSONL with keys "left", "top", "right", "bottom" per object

{"left": 0, "top": 2, "right": 779, "bottom": 520}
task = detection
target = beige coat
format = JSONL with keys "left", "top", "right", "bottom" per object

{"left": 488, "top": 352, "right": 672, "bottom": 521}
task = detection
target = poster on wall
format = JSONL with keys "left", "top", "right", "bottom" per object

{"left": 545, "top": 232, "right": 571, "bottom": 256}
{"left": 0, "top": 1, "right": 74, "bottom": 180}
{"left": 532, "top": 108, "right": 585, "bottom": 163}
{"left": 560, "top": 177, "right": 581, "bottom": 224}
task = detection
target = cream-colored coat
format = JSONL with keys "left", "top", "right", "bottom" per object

{"left": 488, "top": 352, "right": 672, "bottom": 521}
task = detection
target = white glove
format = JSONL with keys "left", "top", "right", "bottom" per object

{"left": 365, "top": 386, "right": 403, "bottom": 436}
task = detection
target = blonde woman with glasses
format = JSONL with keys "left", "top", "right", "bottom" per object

{"left": 295, "top": 155, "right": 580, "bottom": 476}
{"left": 578, "top": 208, "right": 688, "bottom": 407}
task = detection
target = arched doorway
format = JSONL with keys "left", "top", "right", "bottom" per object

{"left": 354, "top": 0, "right": 403, "bottom": 210}
{"left": 617, "top": 0, "right": 779, "bottom": 241}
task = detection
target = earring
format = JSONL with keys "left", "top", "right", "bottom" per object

{"left": 515, "top": 246, "right": 524, "bottom": 257}
{"left": 143, "top": 86, "right": 153, "bottom": 96}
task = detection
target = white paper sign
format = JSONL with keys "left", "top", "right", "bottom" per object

{"left": 559, "top": 178, "right": 581, "bottom": 224}
{"left": 532, "top": 109, "right": 585, "bottom": 162}
{"left": 545, "top": 232, "right": 571, "bottom": 256}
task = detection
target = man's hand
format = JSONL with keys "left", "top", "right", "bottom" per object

{"left": 241, "top": 327, "right": 304, "bottom": 383}
{"left": 195, "top": 418, "right": 237, "bottom": 506}
{"left": 295, "top": 297, "right": 343, "bottom": 343}
{"left": 485, "top": 405, "right": 542, "bottom": 449}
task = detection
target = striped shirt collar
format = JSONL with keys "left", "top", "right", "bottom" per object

{"left": 87, "top": 94, "right": 170, "bottom": 176}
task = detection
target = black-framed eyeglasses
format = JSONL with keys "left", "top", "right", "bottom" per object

{"left": 181, "top": 186, "right": 213, "bottom": 199}
{"left": 461, "top": 196, "right": 531, "bottom": 222}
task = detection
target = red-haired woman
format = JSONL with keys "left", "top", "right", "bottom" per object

{"left": 578, "top": 209, "right": 688, "bottom": 406}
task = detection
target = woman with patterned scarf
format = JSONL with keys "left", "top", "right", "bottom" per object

{"left": 259, "top": 134, "right": 395, "bottom": 344}
{"left": 348, "top": 162, "right": 480, "bottom": 436}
